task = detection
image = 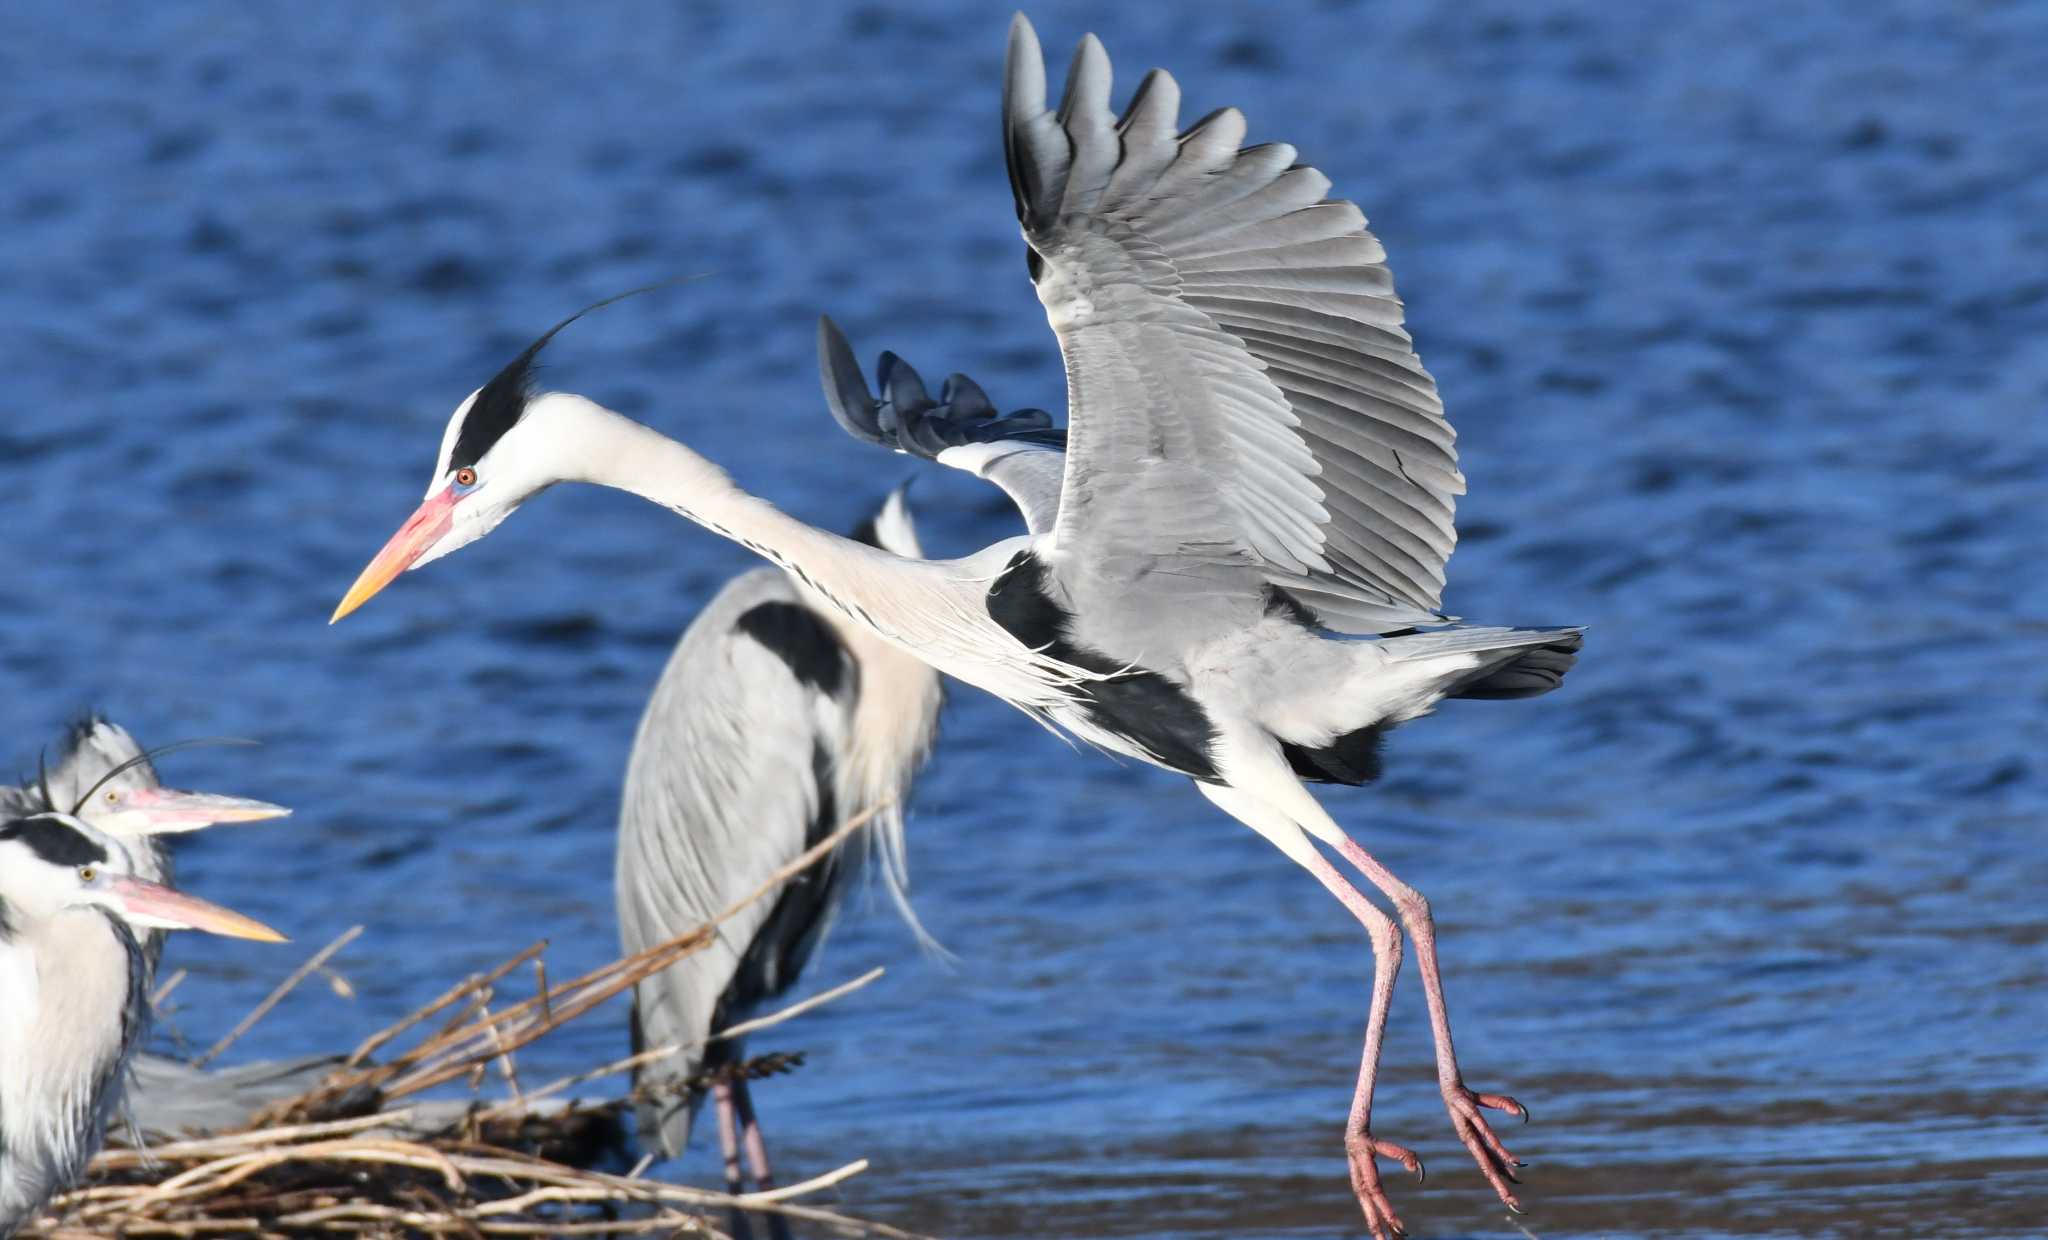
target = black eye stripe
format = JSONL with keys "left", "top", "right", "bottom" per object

{"left": 0, "top": 814, "right": 110, "bottom": 868}
{"left": 447, "top": 350, "right": 538, "bottom": 472}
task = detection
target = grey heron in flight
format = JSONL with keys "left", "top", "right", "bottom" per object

{"left": 619, "top": 481, "right": 941, "bottom": 1227}
{"left": 331, "top": 15, "right": 1582, "bottom": 1233}
{"left": 0, "top": 811, "right": 285, "bottom": 1237}
{"left": 4, "top": 716, "right": 291, "bottom": 975}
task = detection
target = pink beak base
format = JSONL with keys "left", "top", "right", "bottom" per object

{"left": 109, "top": 877, "right": 287, "bottom": 942}
{"left": 331, "top": 487, "right": 457, "bottom": 623}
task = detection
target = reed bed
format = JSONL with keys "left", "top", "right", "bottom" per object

{"left": 24, "top": 812, "right": 924, "bottom": 1240}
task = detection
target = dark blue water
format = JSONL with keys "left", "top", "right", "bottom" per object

{"left": 3, "top": 3, "right": 2044, "bottom": 1237}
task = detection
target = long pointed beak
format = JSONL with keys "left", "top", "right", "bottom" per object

{"left": 331, "top": 487, "right": 457, "bottom": 623}
{"left": 99, "top": 787, "right": 293, "bottom": 835}
{"left": 108, "top": 877, "right": 288, "bottom": 942}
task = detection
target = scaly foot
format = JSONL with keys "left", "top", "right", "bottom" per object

{"left": 1444, "top": 1082, "right": 1527, "bottom": 1210}
{"left": 1345, "top": 1130, "right": 1423, "bottom": 1240}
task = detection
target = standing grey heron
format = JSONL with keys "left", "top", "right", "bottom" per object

{"left": 0, "top": 811, "right": 285, "bottom": 1237}
{"left": 618, "top": 480, "right": 941, "bottom": 1219}
{"left": 4, "top": 716, "right": 291, "bottom": 974}
{"left": 330, "top": 16, "right": 1582, "bottom": 1232}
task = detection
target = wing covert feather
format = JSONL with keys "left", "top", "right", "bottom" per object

{"left": 1003, "top": 15, "right": 1465, "bottom": 628}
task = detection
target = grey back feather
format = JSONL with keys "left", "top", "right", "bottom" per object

{"left": 618, "top": 496, "right": 941, "bottom": 1159}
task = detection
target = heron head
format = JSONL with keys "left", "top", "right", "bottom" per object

{"left": 85, "top": 784, "right": 292, "bottom": 837}
{"left": 329, "top": 283, "right": 684, "bottom": 623}
{"left": 0, "top": 813, "right": 285, "bottom": 941}
{"left": 43, "top": 720, "right": 292, "bottom": 836}
{"left": 329, "top": 335, "right": 558, "bottom": 623}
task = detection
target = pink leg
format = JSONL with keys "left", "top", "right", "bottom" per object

{"left": 1199, "top": 782, "right": 1421, "bottom": 1240}
{"left": 1334, "top": 836, "right": 1527, "bottom": 1210}
{"left": 712, "top": 1081, "right": 754, "bottom": 1240}
{"left": 730, "top": 1077, "right": 793, "bottom": 1240}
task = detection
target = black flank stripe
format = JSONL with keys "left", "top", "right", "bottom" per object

{"left": 985, "top": 551, "right": 1221, "bottom": 781}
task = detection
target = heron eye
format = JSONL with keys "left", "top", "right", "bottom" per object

{"left": 105, "top": 790, "right": 120, "bottom": 803}
{"left": 77, "top": 865, "right": 97, "bottom": 883}
{"left": 454, "top": 467, "right": 478, "bottom": 488}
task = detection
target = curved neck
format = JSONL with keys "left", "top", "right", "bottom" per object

{"left": 546, "top": 394, "right": 881, "bottom": 620}
{"left": 533, "top": 394, "right": 1076, "bottom": 712}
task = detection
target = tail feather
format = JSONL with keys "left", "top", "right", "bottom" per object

{"left": 1379, "top": 625, "right": 1585, "bottom": 701}
{"left": 1451, "top": 638, "right": 1581, "bottom": 699}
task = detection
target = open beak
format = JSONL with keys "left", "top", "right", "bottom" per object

{"left": 331, "top": 487, "right": 457, "bottom": 623}
{"left": 108, "top": 877, "right": 288, "bottom": 942}
{"left": 103, "top": 787, "right": 293, "bottom": 835}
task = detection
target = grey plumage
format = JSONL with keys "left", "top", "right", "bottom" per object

{"left": 4, "top": 717, "right": 174, "bottom": 891}
{"left": 0, "top": 818, "right": 158, "bottom": 1237}
{"left": 1, "top": 729, "right": 286, "bottom": 1237}
{"left": 618, "top": 488, "right": 941, "bottom": 1162}
{"left": 123, "top": 1054, "right": 344, "bottom": 1139}
{"left": 4, "top": 717, "right": 289, "bottom": 981}
{"left": 819, "top": 317, "right": 1068, "bottom": 537}
{"left": 1004, "top": 21, "right": 1463, "bottom": 634}
{"left": 338, "top": 15, "right": 1586, "bottom": 1233}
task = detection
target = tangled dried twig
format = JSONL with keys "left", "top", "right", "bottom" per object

{"left": 23, "top": 807, "right": 927, "bottom": 1240}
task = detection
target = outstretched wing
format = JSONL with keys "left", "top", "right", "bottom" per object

{"left": 818, "top": 316, "right": 1068, "bottom": 536}
{"left": 1004, "top": 16, "right": 1463, "bottom": 632}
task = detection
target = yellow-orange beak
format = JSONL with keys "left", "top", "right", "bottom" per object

{"left": 330, "top": 488, "right": 457, "bottom": 623}
{"left": 110, "top": 877, "right": 289, "bottom": 942}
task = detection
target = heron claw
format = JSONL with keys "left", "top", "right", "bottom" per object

{"left": 1345, "top": 1130, "right": 1420, "bottom": 1240}
{"left": 1443, "top": 1082, "right": 1527, "bottom": 1211}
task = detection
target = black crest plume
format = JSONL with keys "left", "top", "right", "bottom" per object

{"left": 446, "top": 277, "right": 705, "bottom": 473}
{"left": 67, "top": 737, "right": 259, "bottom": 817}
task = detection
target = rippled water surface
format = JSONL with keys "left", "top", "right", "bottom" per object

{"left": 2, "top": 2, "right": 2044, "bottom": 1237}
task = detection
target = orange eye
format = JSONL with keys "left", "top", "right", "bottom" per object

{"left": 454, "top": 467, "right": 477, "bottom": 487}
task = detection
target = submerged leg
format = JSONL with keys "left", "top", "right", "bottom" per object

{"left": 1231, "top": 762, "right": 1528, "bottom": 1210}
{"left": 731, "top": 1077, "right": 793, "bottom": 1240}
{"left": 1198, "top": 779, "right": 1420, "bottom": 1240}
{"left": 712, "top": 1081, "right": 754, "bottom": 1240}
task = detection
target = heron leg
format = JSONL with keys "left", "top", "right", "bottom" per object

{"left": 731, "top": 1077, "right": 793, "bottom": 1240}
{"left": 1198, "top": 779, "right": 1419, "bottom": 1240}
{"left": 1233, "top": 764, "right": 1528, "bottom": 1211}
{"left": 1333, "top": 834, "right": 1526, "bottom": 1206}
{"left": 712, "top": 1081, "right": 754, "bottom": 1240}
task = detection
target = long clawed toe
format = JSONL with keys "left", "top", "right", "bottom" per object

{"left": 1346, "top": 1133, "right": 1423, "bottom": 1240}
{"left": 1445, "top": 1086, "right": 1529, "bottom": 1210}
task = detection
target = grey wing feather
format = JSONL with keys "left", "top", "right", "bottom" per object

{"left": 1004, "top": 16, "right": 1463, "bottom": 632}
{"left": 818, "top": 316, "right": 1068, "bottom": 535}
{"left": 617, "top": 569, "right": 855, "bottom": 1158}
{"left": 123, "top": 1053, "right": 346, "bottom": 1138}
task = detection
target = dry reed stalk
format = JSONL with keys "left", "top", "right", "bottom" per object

{"left": 22, "top": 803, "right": 914, "bottom": 1240}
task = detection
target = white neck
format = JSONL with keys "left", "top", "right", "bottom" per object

{"left": 532, "top": 394, "right": 1079, "bottom": 712}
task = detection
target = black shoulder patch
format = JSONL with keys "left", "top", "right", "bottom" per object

{"left": 733, "top": 602, "right": 852, "bottom": 698}
{"left": 987, "top": 551, "right": 1221, "bottom": 781}
{"left": 0, "top": 813, "right": 110, "bottom": 867}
